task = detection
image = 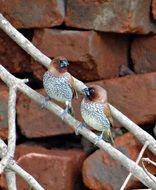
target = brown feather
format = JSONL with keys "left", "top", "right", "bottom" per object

{"left": 103, "top": 104, "right": 113, "bottom": 126}
{"left": 69, "top": 76, "right": 79, "bottom": 99}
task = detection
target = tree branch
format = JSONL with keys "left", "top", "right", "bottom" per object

{"left": 0, "top": 14, "right": 51, "bottom": 68}
{"left": 120, "top": 141, "right": 149, "bottom": 190}
{"left": 8, "top": 160, "right": 44, "bottom": 190}
{"left": 142, "top": 158, "right": 156, "bottom": 168}
{"left": 0, "top": 139, "right": 44, "bottom": 190}
{"left": 110, "top": 105, "right": 156, "bottom": 155}
{"left": 0, "top": 65, "right": 156, "bottom": 189}
{"left": 0, "top": 86, "right": 17, "bottom": 173}
{"left": 4, "top": 86, "right": 17, "bottom": 190}
{"left": 0, "top": 13, "right": 155, "bottom": 156}
{"left": 0, "top": 13, "right": 156, "bottom": 189}
{"left": 142, "top": 158, "right": 156, "bottom": 184}
{"left": 5, "top": 170, "right": 17, "bottom": 190}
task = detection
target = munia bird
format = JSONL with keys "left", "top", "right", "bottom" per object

{"left": 81, "top": 85, "right": 114, "bottom": 144}
{"left": 43, "top": 56, "right": 78, "bottom": 119}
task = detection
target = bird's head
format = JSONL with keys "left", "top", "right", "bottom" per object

{"left": 82, "top": 85, "right": 108, "bottom": 102}
{"left": 49, "top": 56, "right": 69, "bottom": 73}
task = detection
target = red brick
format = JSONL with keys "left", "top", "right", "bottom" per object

{"left": 65, "top": 0, "right": 156, "bottom": 34}
{"left": 13, "top": 144, "right": 87, "bottom": 190}
{"left": 82, "top": 133, "right": 156, "bottom": 190}
{"left": 17, "top": 89, "right": 74, "bottom": 138}
{"left": 152, "top": 0, "right": 156, "bottom": 20}
{"left": 32, "top": 29, "right": 129, "bottom": 81}
{"left": 0, "top": 31, "right": 31, "bottom": 73}
{"left": 0, "top": 85, "right": 8, "bottom": 140}
{"left": 87, "top": 72, "right": 156, "bottom": 126}
{"left": 132, "top": 35, "right": 156, "bottom": 74}
{"left": 0, "top": 0, "right": 64, "bottom": 29}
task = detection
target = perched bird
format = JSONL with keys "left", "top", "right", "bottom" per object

{"left": 80, "top": 85, "right": 114, "bottom": 144}
{"left": 43, "top": 56, "right": 77, "bottom": 119}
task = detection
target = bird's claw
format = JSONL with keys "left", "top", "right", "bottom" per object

{"left": 41, "top": 96, "right": 50, "bottom": 108}
{"left": 60, "top": 109, "right": 68, "bottom": 120}
{"left": 94, "top": 134, "right": 103, "bottom": 145}
{"left": 75, "top": 122, "right": 86, "bottom": 136}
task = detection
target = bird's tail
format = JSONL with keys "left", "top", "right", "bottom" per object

{"left": 104, "top": 128, "right": 114, "bottom": 145}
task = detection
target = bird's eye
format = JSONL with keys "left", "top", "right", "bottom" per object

{"left": 89, "top": 88, "right": 95, "bottom": 95}
{"left": 59, "top": 60, "right": 69, "bottom": 68}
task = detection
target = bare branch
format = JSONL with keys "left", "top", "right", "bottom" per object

{"left": 110, "top": 105, "right": 156, "bottom": 155}
{"left": 5, "top": 170, "right": 17, "bottom": 190}
{"left": 142, "top": 158, "right": 156, "bottom": 167}
{"left": 7, "top": 86, "right": 16, "bottom": 156}
{"left": 0, "top": 65, "right": 156, "bottom": 189}
{"left": 4, "top": 86, "right": 17, "bottom": 189}
{"left": 141, "top": 158, "right": 156, "bottom": 184}
{"left": 0, "top": 86, "right": 17, "bottom": 189}
{"left": 120, "top": 141, "right": 149, "bottom": 190}
{"left": 0, "top": 14, "right": 51, "bottom": 68}
{"left": 0, "top": 13, "right": 156, "bottom": 156}
{"left": 0, "top": 139, "right": 44, "bottom": 190}
{"left": 0, "top": 13, "right": 156, "bottom": 189}
{"left": 8, "top": 160, "right": 44, "bottom": 190}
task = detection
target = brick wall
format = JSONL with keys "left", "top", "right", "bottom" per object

{"left": 0, "top": 1, "right": 156, "bottom": 189}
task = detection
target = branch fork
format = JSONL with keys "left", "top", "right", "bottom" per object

{"left": 0, "top": 13, "right": 156, "bottom": 190}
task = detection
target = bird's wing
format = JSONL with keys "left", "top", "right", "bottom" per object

{"left": 103, "top": 104, "right": 113, "bottom": 126}
{"left": 68, "top": 75, "right": 79, "bottom": 99}
{"left": 70, "top": 75, "right": 87, "bottom": 94}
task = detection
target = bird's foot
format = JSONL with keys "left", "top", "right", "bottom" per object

{"left": 60, "top": 108, "right": 68, "bottom": 120}
{"left": 41, "top": 96, "right": 50, "bottom": 108}
{"left": 75, "top": 122, "right": 87, "bottom": 136}
{"left": 94, "top": 134, "right": 103, "bottom": 145}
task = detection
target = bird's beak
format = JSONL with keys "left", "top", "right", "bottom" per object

{"left": 60, "top": 60, "right": 69, "bottom": 68}
{"left": 82, "top": 88, "right": 90, "bottom": 97}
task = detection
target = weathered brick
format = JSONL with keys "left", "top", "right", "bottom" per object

{"left": 13, "top": 144, "right": 87, "bottom": 190}
{"left": 0, "top": 85, "right": 8, "bottom": 140}
{"left": 65, "top": 0, "right": 156, "bottom": 34}
{"left": 152, "top": 0, "right": 156, "bottom": 20}
{"left": 32, "top": 29, "right": 129, "bottom": 81}
{"left": 132, "top": 35, "right": 156, "bottom": 74}
{"left": 0, "top": 31, "right": 31, "bottom": 73}
{"left": 87, "top": 72, "right": 156, "bottom": 126}
{"left": 17, "top": 89, "right": 74, "bottom": 138}
{"left": 0, "top": 0, "right": 65, "bottom": 28}
{"left": 82, "top": 133, "right": 156, "bottom": 190}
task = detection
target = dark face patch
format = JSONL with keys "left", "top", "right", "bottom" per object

{"left": 87, "top": 87, "right": 98, "bottom": 101}
{"left": 52, "top": 58, "right": 69, "bottom": 73}
{"left": 59, "top": 60, "right": 69, "bottom": 68}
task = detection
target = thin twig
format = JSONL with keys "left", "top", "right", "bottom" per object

{"left": 0, "top": 86, "right": 17, "bottom": 173}
{"left": 142, "top": 158, "right": 156, "bottom": 184}
{"left": 0, "top": 13, "right": 156, "bottom": 189}
{"left": 8, "top": 160, "right": 44, "bottom": 190}
{"left": 0, "top": 83, "right": 44, "bottom": 190}
{"left": 0, "top": 13, "right": 156, "bottom": 156}
{"left": 120, "top": 141, "right": 150, "bottom": 190}
{"left": 0, "top": 139, "right": 44, "bottom": 190}
{"left": 142, "top": 158, "right": 156, "bottom": 167}
{"left": 0, "top": 65, "right": 156, "bottom": 189}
